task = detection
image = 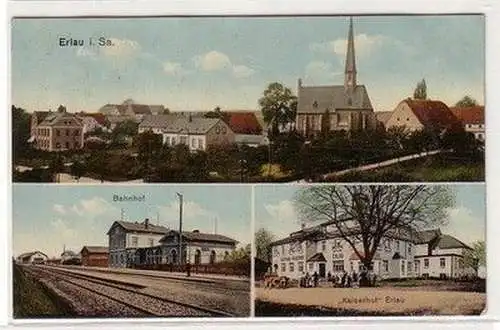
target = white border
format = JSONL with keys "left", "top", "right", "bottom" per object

{"left": 4, "top": 0, "right": 500, "bottom": 329}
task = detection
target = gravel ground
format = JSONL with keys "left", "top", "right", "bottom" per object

{"left": 255, "top": 287, "right": 486, "bottom": 315}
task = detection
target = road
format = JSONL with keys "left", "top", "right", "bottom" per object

{"left": 20, "top": 264, "right": 250, "bottom": 317}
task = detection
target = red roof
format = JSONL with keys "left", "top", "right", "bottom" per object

{"left": 226, "top": 111, "right": 262, "bottom": 135}
{"left": 79, "top": 112, "right": 107, "bottom": 126}
{"left": 404, "top": 99, "right": 462, "bottom": 132}
{"left": 450, "top": 106, "right": 484, "bottom": 125}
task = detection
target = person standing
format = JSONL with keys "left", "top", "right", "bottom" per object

{"left": 313, "top": 271, "right": 319, "bottom": 288}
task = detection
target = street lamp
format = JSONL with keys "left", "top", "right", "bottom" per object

{"left": 176, "top": 193, "right": 183, "bottom": 266}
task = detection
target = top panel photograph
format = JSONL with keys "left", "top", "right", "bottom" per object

{"left": 11, "top": 15, "right": 484, "bottom": 183}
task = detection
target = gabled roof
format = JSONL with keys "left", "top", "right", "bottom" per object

{"left": 38, "top": 112, "right": 83, "bottom": 127}
{"left": 226, "top": 111, "right": 262, "bottom": 134}
{"left": 32, "top": 111, "right": 52, "bottom": 125}
{"left": 80, "top": 246, "right": 109, "bottom": 254}
{"left": 433, "top": 234, "right": 472, "bottom": 250}
{"left": 139, "top": 114, "right": 177, "bottom": 129}
{"left": 307, "top": 252, "right": 327, "bottom": 262}
{"left": 450, "top": 106, "right": 485, "bottom": 125}
{"left": 403, "top": 99, "right": 461, "bottom": 131}
{"left": 107, "top": 220, "right": 169, "bottom": 235}
{"left": 18, "top": 251, "right": 48, "bottom": 259}
{"left": 159, "top": 230, "right": 238, "bottom": 244}
{"left": 297, "top": 85, "right": 373, "bottom": 114}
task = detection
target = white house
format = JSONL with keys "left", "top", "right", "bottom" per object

{"left": 107, "top": 219, "right": 169, "bottom": 268}
{"left": 76, "top": 113, "right": 109, "bottom": 134}
{"left": 16, "top": 251, "right": 48, "bottom": 264}
{"left": 270, "top": 223, "right": 475, "bottom": 280}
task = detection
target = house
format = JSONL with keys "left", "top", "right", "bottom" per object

{"left": 295, "top": 18, "right": 377, "bottom": 137}
{"left": 77, "top": 112, "right": 109, "bottom": 134}
{"left": 270, "top": 221, "right": 475, "bottom": 280}
{"left": 138, "top": 114, "right": 176, "bottom": 135}
{"left": 385, "top": 99, "right": 462, "bottom": 134}
{"left": 16, "top": 251, "right": 48, "bottom": 264}
{"left": 234, "top": 134, "right": 268, "bottom": 147}
{"left": 80, "top": 246, "right": 109, "bottom": 267}
{"left": 29, "top": 110, "right": 84, "bottom": 152}
{"left": 99, "top": 99, "right": 163, "bottom": 124}
{"left": 450, "top": 106, "right": 485, "bottom": 141}
{"left": 225, "top": 111, "right": 263, "bottom": 135}
{"left": 375, "top": 111, "right": 393, "bottom": 129}
{"left": 107, "top": 219, "right": 169, "bottom": 268}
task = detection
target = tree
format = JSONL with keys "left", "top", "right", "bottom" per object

{"left": 112, "top": 119, "right": 139, "bottom": 138}
{"left": 258, "top": 82, "right": 297, "bottom": 135}
{"left": 463, "top": 240, "right": 485, "bottom": 275}
{"left": 57, "top": 105, "right": 67, "bottom": 113}
{"left": 455, "top": 95, "right": 478, "bottom": 107}
{"left": 413, "top": 79, "right": 427, "bottom": 100}
{"left": 294, "top": 185, "right": 454, "bottom": 286}
{"left": 12, "top": 106, "right": 32, "bottom": 160}
{"left": 255, "top": 228, "right": 275, "bottom": 262}
{"left": 70, "top": 160, "right": 86, "bottom": 182}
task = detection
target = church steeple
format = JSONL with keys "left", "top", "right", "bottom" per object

{"left": 344, "top": 17, "right": 357, "bottom": 93}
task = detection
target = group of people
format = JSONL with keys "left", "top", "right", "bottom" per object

{"left": 299, "top": 269, "right": 376, "bottom": 288}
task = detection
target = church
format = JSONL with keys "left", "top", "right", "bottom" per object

{"left": 295, "top": 18, "right": 377, "bottom": 137}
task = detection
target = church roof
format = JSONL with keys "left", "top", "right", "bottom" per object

{"left": 297, "top": 85, "right": 373, "bottom": 114}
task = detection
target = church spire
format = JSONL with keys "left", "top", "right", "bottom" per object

{"left": 344, "top": 17, "right": 357, "bottom": 93}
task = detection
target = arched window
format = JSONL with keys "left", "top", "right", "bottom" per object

{"left": 210, "top": 250, "right": 216, "bottom": 264}
{"left": 194, "top": 250, "right": 201, "bottom": 265}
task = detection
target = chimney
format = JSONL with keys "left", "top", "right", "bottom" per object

{"left": 144, "top": 218, "right": 149, "bottom": 229}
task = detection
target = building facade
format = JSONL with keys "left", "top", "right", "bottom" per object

{"left": 270, "top": 223, "right": 475, "bottom": 280}
{"left": 107, "top": 219, "right": 169, "bottom": 268}
{"left": 16, "top": 251, "right": 48, "bottom": 264}
{"left": 295, "top": 18, "right": 377, "bottom": 137}
{"left": 80, "top": 246, "right": 109, "bottom": 267}
{"left": 29, "top": 111, "right": 84, "bottom": 152}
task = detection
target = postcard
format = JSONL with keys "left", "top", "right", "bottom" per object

{"left": 10, "top": 15, "right": 485, "bottom": 183}
{"left": 12, "top": 185, "right": 251, "bottom": 318}
{"left": 254, "top": 184, "right": 486, "bottom": 316}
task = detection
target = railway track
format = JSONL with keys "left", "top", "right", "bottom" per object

{"left": 24, "top": 265, "right": 234, "bottom": 317}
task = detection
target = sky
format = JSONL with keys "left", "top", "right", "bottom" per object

{"left": 12, "top": 185, "right": 251, "bottom": 258}
{"left": 255, "top": 184, "right": 486, "bottom": 246}
{"left": 11, "top": 15, "right": 484, "bottom": 113}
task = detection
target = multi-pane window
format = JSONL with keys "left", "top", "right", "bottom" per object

{"left": 149, "top": 238, "right": 154, "bottom": 247}
{"left": 289, "top": 262, "right": 295, "bottom": 272}
{"left": 332, "top": 260, "right": 344, "bottom": 272}
{"left": 298, "top": 262, "right": 304, "bottom": 272}
{"left": 401, "top": 261, "right": 405, "bottom": 274}
{"left": 424, "top": 258, "right": 429, "bottom": 268}
{"left": 321, "top": 241, "right": 326, "bottom": 251}
{"left": 440, "top": 258, "right": 446, "bottom": 268}
{"left": 308, "top": 263, "right": 313, "bottom": 271}
{"left": 383, "top": 260, "right": 389, "bottom": 272}
{"left": 281, "top": 263, "right": 286, "bottom": 272}
{"left": 131, "top": 236, "right": 138, "bottom": 247}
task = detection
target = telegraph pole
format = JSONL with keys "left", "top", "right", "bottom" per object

{"left": 176, "top": 193, "right": 183, "bottom": 265}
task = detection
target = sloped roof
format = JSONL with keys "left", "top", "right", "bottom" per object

{"left": 226, "top": 111, "right": 262, "bottom": 134}
{"left": 149, "top": 105, "right": 166, "bottom": 115}
{"left": 297, "top": 85, "right": 373, "bottom": 114}
{"left": 81, "top": 246, "right": 108, "bottom": 254}
{"left": 159, "top": 230, "right": 238, "bottom": 244}
{"left": 78, "top": 113, "right": 107, "bottom": 126}
{"left": 415, "top": 229, "right": 442, "bottom": 244}
{"left": 375, "top": 111, "right": 393, "bottom": 124}
{"left": 307, "top": 252, "right": 327, "bottom": 262}
{"left": 139, "top": 114, "right": 176, "bottom": 128}
{"left": 434, "top": 234, "right": 472, "bottom": 250}
{"left": 38, "top": 112, "right": 83, "bottom": 127}
{"left": 18, "top": 251, "right": 48, "bottom": 259}
{"left": 404, "top": 99, "right": 461, "bottom": 131}
{"left": 32, "top": 111, "right": 52, "bottom": 125}
{"left": 107, "top": 220, "right": 169, "bottom": 235}
{"left": 162, "top": 116, "right": 224, "bottom": 134}
{"left": 130, "top": 104, "right": 152, "bottom": 115}
{"left": 450, "top": 106, "right": 485, "bottom": 125}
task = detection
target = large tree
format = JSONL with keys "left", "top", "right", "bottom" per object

{"left": 463, "top": 240, "right": 485, "bottom": 275}
{"left": 294, "top": 185, "right": 454, "bottom": 285}
{"left": 413, "top": 79, "right": 427, "bottom": 100}
{"left": 258, "top": 82, "right": 297, "bottom": 134}
{"left": 455, "top": 95, "right": 478, "bottom": 107}
{"left": 12, "top": 106, "right": 31, "bottom": 160}
{"left": 255, "top": 228, "right": 275, "bottom": 262}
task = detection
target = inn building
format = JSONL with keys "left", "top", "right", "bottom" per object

{"left": 270, "top": 221, "right": 476, "bottom": 280}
